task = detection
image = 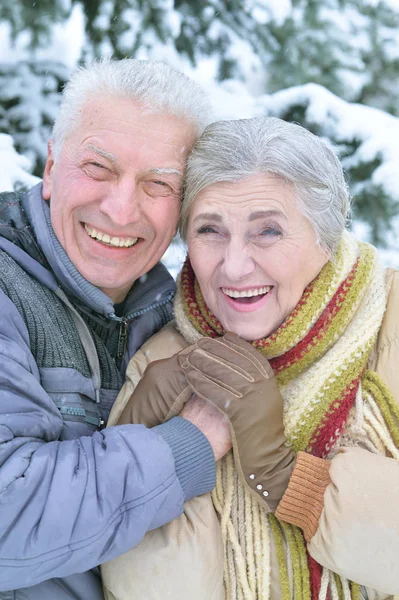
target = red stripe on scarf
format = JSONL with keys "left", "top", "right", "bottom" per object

{"left": 308, "top": 377, "right": 361, "bottom": 458}
{"left": 270, "top": 260, "right": 358, "bottom": 372}
{"left": 308, "top": 553, "right": 332, "bottom": 600}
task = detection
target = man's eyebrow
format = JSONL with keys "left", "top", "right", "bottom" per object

{"left": 248, "top": 209, "right": 287, "bottom": 221}
{"left": 85, "top": 144, "right": 117, "bottom": 163}
{"left": 193, "top": 212, "right": 222, "bottom": 223}
{"left": 148, "top": 167, "right": 183, "bottom": 177}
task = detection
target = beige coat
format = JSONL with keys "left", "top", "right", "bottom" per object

{"left": 102, "top": 269, "right": 399, "bottom": 600}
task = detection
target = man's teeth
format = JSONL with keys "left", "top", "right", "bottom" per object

{"left": 84, "top": 224, "right": 138, "bottom": 248}
{"left": 222, "top": 286, "right": 271, "bottom": 298}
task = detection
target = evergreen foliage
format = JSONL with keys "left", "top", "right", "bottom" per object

{"left": 0, "top": 0, "right": 398, "bottom": 246}
{"left": 0, "top": 61, "right": 68, "bottom": 176}
{"left": 0, "top": 1, "right": 70, "bottom": 47}
{"left": 2, "top": 2, "right": 398, "bottom": 114}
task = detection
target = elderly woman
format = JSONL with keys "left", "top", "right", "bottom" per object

{"left": 102, "top": 117, "right": 399, "bottom": 600}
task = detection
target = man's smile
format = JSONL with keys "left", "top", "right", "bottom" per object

{"left": 84, "top": 223, "right": 139, "bottom": 248}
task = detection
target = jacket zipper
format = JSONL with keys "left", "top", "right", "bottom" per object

{"left": 113, "top": 291, "right": 174, "bottom": 361}
{"left": 117, "top": 316, "right": 128, "bottom": 360}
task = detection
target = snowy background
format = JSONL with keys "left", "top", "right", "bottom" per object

{"left": 1, "top": 0, "right": 399, "bottom": 274}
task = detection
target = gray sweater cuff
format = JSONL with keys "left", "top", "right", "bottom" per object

{"left": 153, "top": 417, "right": 216, "bottom": 501}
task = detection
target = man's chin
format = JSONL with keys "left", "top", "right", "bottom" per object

{"left": 76, "top": 267, "right": 135, "bottom": 301}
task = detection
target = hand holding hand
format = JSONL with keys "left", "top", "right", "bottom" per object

{"left": 178, "top": 332, "right": 295, "bottom": 511}
{"left": 117, "top": 347, "right": 232, "bottom": 462}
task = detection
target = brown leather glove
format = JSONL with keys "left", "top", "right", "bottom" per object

{"left": 117, "top": 346, "right": 194, "bottom": 428}
{"left": 178, "top": 332, "right": 295, "bottom": 511}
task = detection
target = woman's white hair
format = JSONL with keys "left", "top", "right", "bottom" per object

{"left": 51, "top": 58, "right": 212, "bottom": 158}
{"left": 180, "top": 117, "right": 351, "bottom": 256}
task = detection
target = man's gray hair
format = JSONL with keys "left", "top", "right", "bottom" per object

{"left": 180, "top": 117, "right": 351, "bottom": 255}
{"left": 51, "top": 59, "right": 212, "bottom": 158}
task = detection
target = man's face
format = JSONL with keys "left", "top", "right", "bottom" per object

{"left": 42, "top": 95, "right": 197, "bottom": 303}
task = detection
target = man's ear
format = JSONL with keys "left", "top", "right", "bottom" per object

{"left": 42, "top": 141, "right": 55, "bottom": 201}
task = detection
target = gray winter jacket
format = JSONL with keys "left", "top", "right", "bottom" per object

{"left": 0, "top": 184, "right": 215, "bottom": 599}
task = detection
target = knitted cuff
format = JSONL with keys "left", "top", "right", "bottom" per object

{"left": 153, "top": 416, "right": 216, "bottom": 502}
{"left": 275, "top": 451, "right": 331, "bottom": 541}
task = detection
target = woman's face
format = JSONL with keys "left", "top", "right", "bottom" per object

{"left": 186, "top": 173, "right": 329, "bottom": 341}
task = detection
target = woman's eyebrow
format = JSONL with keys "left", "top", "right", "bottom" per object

{"left": 248, "top": 209, "right": 287, "bottom": 222}
{"left": 192, "top": 212, "right": 222, "bottom": 223}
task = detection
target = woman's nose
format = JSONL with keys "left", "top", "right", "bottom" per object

{"left": 220, "top": 240, "right": 256, "bottom": 281}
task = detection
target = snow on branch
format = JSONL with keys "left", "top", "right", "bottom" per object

{"left": 258, "top": 83, "right": 399, "bottom": 202}
{"left": 0, "top": 133, "right": 40, "bottom": 192}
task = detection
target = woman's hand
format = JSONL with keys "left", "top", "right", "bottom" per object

{"left": 117, "top": 347, "right": 193, "bottom": 428}
{"left": 179, "top": 332, "right": 296, "bottom": 511}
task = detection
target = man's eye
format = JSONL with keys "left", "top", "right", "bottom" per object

{"left": 83, "top": 162, "right": 110, "bottom": 179}
{"left": 144, "top": 180, "right": 175, "bottom": 196}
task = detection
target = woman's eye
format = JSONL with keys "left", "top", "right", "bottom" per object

{"left": 260, "top": 227, "right": 281, "bottom": 237}
{"left": 197, "top": 225, "right": 218, "bottom": 234}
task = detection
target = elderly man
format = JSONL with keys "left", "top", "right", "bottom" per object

{"left": 0, "top": 59, "right": 230, "bottom": 600}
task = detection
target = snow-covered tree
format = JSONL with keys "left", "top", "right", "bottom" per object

{"left": 266, "top": 0, "right": 399, "bottom": 116}
{"left": 0, "top": 1, "right": 70, "bottom": 48}
{"left": 0, "top": 61, "right": 69, "bottom": 176}
{"left": 0, "top": 0, "right": 398, "bottom": 250}
{"left": 2, "top": 1, "right": 398, "bottom": 114}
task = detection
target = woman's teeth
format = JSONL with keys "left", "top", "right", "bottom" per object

{"left": 222, "top": 286, "right": 272, "bottom": 298}
{"left": 84, "top": 224, "right": 138, "bottom": 248}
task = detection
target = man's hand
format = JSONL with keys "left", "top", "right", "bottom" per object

{"left": 117, "top": 347, "right": 195, "bottom": 428}
{"left": 181, "top": 395, "right": 232, "bottom": 461}
{"left": 178, "top": 332, "right": 296, "bottom": 511}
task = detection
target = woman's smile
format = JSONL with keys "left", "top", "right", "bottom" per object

{"left": 220, "top": 285, "right": 273, "bottom": 312}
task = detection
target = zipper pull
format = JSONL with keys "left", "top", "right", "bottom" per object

{"left": 117, "top": 316, "right": 129, "bottom": 360}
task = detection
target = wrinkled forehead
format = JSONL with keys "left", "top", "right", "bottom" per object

{"left": 59, "top": 94, "right": 199, "bottom": 155}
{"left": 189, "top": 175, "right": 297, "bottom": 217}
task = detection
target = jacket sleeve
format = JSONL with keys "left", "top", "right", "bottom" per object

{"left": 0, "top": 292, "right": 214, "bottom": 591}
{"left": 275, "top": 270, "right": 399, "bottom": 596}
{"left": 275, "top": 448, "right": 399, "bottom": 595}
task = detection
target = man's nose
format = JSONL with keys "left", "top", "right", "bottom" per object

{"left": 220, "top": 239, "right": 256, "bottom": 281}
{"left": 99, "top": 180, "right": 141, "bottom": 227}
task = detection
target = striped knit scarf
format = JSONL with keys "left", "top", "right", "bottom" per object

{"left": 174, "top": 231, "right": 399, "bottom": 600}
